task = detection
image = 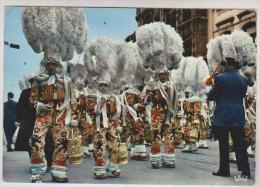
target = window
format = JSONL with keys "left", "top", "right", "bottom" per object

{"left": 182, "top": 9, "right": 191, "bottom": 22}
{"left": 215, "top": 17, "right": 234, "bottom": 28}
{"left": 182, "top": 23, "right": 191, "bottom": 38}
{"left": 165, "top": 11, "right": 176, "bottom": 28}
{"left": 242, "top": 21, "right": 256, "bottom": 32}
{"left": 221, "top": 30, "right": 231, "bottom": 35}
{"left": 196, "top": 10, "right": 207, "bottom": 17}
{"left": 216, "top": 9, "right": 229, "bottom": 16}
{"left": 143, "top": 9, "right": 154, "bottom": 24}
{"left": 242, "top": 21, "right": 256, "bottom": 43}
{"left": 183, "top": 39, "right": 192, "bottom": 56}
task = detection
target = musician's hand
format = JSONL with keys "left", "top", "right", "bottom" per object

{"left": 203, "top": 76, "right": 214, "bottom": 86}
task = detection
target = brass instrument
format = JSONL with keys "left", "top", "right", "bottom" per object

{"left": 203, "top": 60, "right": 225, "bottom": 86}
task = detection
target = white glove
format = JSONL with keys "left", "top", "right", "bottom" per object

{"left": 14, "top": 121, "right": 21, "bottom": 127}
{"left": 70, "top": 120, "right": 79, "bottom": 127}
{"left": 116, "top": 126, "right": 123, "bottom": 134}
{"left": 35, "top": 102, "right": 52, "bottom": 116}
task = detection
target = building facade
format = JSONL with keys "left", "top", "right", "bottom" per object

{"left": 126, "top": 8, "right": 208, "bottom": 57}
{"left": 208, "top": 9, "right": 256, "bottom": 43}
{"left": 126, "top": 8, "right": 256, "bottom": 58}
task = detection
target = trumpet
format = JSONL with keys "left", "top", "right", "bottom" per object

{"left": 203, "top": 60, "right": 225, "bottom": 86}
{"left": 203, "top": 76, "right": 214, "bottom": 86}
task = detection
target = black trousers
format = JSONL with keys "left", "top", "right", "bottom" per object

{"left": 213, "top": 126, "right": 250, "bottom": 175}
{"left": 15, "top": 123, "right": 34, "bottom": 151}
{"left": 15, "top": 123, "right": 54, "bottom": 167}
{"left": 4, "top": 122, "right": 17, "bottom": 148}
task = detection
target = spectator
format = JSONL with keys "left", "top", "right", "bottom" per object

{"left": 3, "top": 92, "right": 17, "bottom": 152}
{"left": 15, "top": 77, "right": 35, "bottom": 154}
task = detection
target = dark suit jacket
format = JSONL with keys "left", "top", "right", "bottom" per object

{"left": 4, "top": 99, "right": 17, "bottom": 125}
{"left": 15, "top": 88, "right": 35, "bottom": 151}
{"left": 16, "top": 88, "right": 36, "bottom": 125}
{"left": 208, "top": 68, "right": 250, "bottom": 127}
{"left": 15, "top": 88, "right": 54, "bottom": 165}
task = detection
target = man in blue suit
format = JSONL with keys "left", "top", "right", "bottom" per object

{"left": 4, "top": 92, "right": 17, "bottom": 152}
{"left": 206, "top": 57, "right": 251, "bottom": 180}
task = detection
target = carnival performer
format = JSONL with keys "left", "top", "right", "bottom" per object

{"left": 170, "top": 55, "right": 210, "bottom": 153}
{"left": 173, "top": 91, "right": 188, "bottom": 149}
{"left": 22, "top": 6, "right": 88, "bottom": 183}
{"left": 121, "top": 84, "right": 148, "bottom": 160}
{"left": 181, "top": 94, "right": 200, "bottom": 153}
{"left": 244, "top": 94, "right": 256, "bottom": 156}
{"left": 135, "top": 22, "right": 184, "bottom": 169}
{"left": 143, "top": 68, "right": 177, "bottom": 169}
{"left": 84, "top": 36, "right": 127, "bottom": 179}
{"left": 198, "top": 96, "right": 210, "bottom": 149}
{"left": 66, "top": 63, "right": 96, "bottom": 157}
{"left": 181, "top": 95, "right": 208, "bottom": 151}
{"left": 172, "top": 95, "right": 185, "bottom": 149}
{"left": 80, "top": 82, "right": 97, "bottom": 156}
{"left": 70, "top": 79, "right": 92, "bottom": 157}
{"left": 92, "top": 74, "right": 122, "bottom": 179}
{"left": 171, "top": 53, "right": 209, "bottom": 153}
{"left": 29, "top": 56, "right": 74, "bottom": 183}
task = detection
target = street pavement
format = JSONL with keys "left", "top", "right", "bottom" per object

{"left": 2, "top": 140, "right": 255, "bottom": 185}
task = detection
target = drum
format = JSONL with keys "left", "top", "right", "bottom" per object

{"left": 189, "top": 127, "right": 199, "bottom": 144}
{"left": 67, "top": 128, "right": 83, "bottom": 165}
{"left": 118, "top": 143, "right": 128, "bottom": 165}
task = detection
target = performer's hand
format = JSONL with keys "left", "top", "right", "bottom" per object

{"left": 101, "top": 97, "right": 106, "bottom": 105}
{"left": 116, "top": 126, "right": 123, "bottom": 134}
{"left": 44, "top": 104, "right": 52, "bottom": 111}
{"left": 36, "top": 102, "right": 52, "bottom": 115}
{"left": 147, "top": 92, "right": 152, "bottom": 97}
{"left": 70, "top": 119, "right": 79, "bottom": 127}
{"left": 146, "top": 91, "right": 152, "bottom": 99}
{"left": 38, "top": 103, "right": 52, "bottom": 111}
{"left": 138, "top": 103, "right": 145, "bottom": 111}
{"left": 203, "top": 76, "right": 214, "bottom": 86}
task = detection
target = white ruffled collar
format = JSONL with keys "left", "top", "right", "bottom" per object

{"left": 37, "top": 73, "right": 64, "bottom": 85}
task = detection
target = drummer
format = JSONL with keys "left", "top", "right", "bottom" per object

{"left": 92, "top": 73, "right": 123, "bottom": 179}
